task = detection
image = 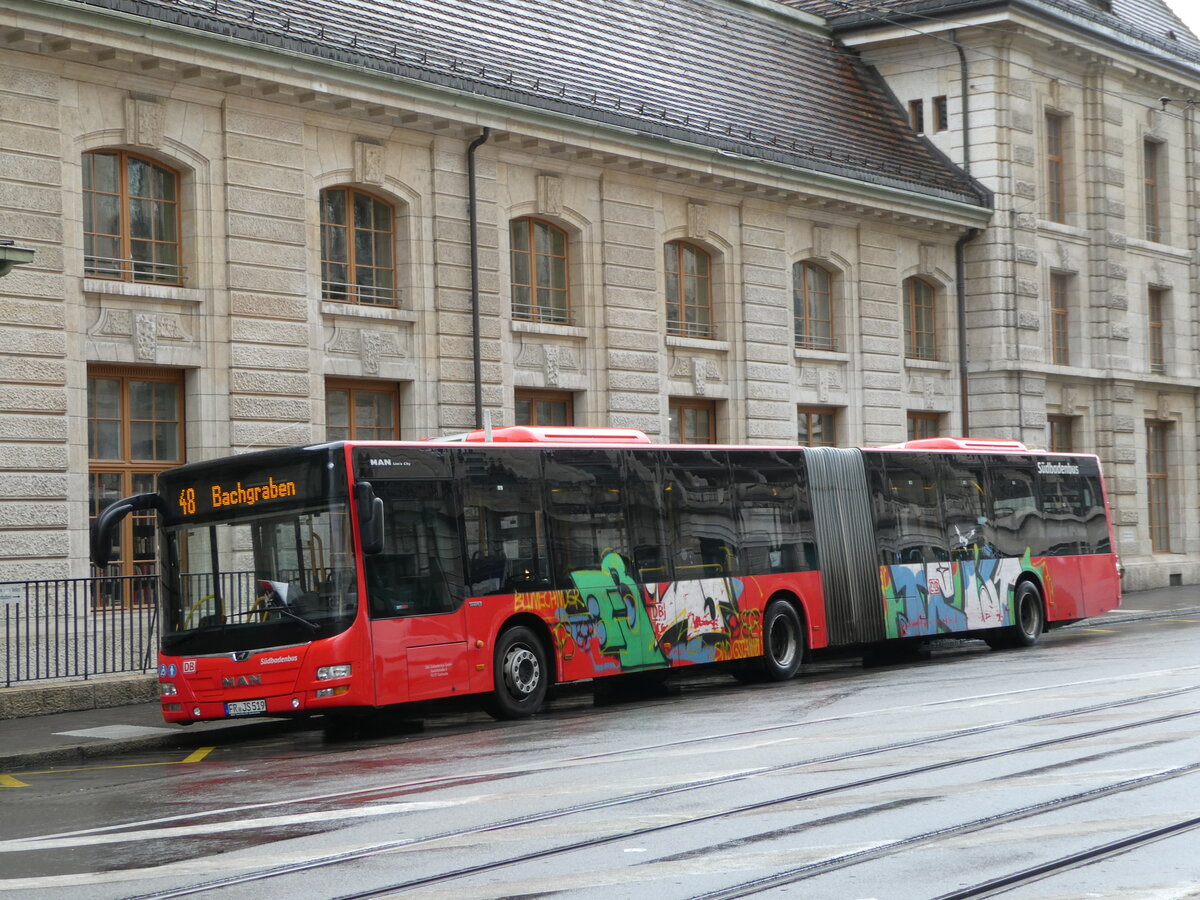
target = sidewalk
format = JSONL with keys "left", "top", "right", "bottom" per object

{"left": 2, "top": 585, "right": 1198, "bottom": 772}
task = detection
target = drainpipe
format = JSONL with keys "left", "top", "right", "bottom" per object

{"left": 954, "top": 34, "right": 975, "bottom": 436}
{"left": 467, "top": 127, "right": 491, "bottom": 430}
{"left": 956, "top": 228, "right": 979, "bottom": 437}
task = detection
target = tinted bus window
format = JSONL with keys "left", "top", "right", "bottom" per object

{"left": 365, "top": 464, "right": 464, "bottom": 618}
{"left": 1037, "top": 458, "right": 1094, "bottom": 556}
{"left": 988, "top": 457, "right": 1041, "bottom": 557}
{"left": 460, "top": 449, "right": 550, "bottom": 594}
{"left": 884, "top": 454, "right": 946, "bottom": 564}
{"left": 662, "top": 450, "right": 736, "bottom": 580}
{"left": 938, "top": 455, "right": 990, "bottom": 560}
{"left": 729, "top": 450, "right": 814, "bottom": 575}
{"left": 865, "top": 455, "right": 898, "bottom": 566}
{"left": 1083, "top": 469, "right": 1110, "bottom": 554}
{"left": 624, "top": 451, "right": 667, "bottom": 583}
{"left": 543, "top": 448, "right": 627, "bottom": 585}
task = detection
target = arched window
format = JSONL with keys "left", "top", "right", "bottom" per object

{"left": 510, "top": 218, "right": 570, "bottom": 323}
{"left": 794, "top": 261, "right": 833, "bottom": 350}
{"left": 320, "top": 187, "right": 397, "bottom": 306}
{"left": 665, "top": 241, "right": 712, "bottom": 338}
{"left": 83, "top": 150, "right": 182, "bottom": 284}
{"left": 904, "top": 277, "right": 937, "bottom": 360}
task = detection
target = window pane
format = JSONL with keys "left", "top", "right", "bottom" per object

{"left": 374, "top": 230, "right": 393, "bottom": 268}
{"left": 327, "top": 389, "right": 349, "bottom": 436}
{"left": 130, "top": 421, "right": 154, "bottom": 460}
{"left": 88, "top": 377, "right": 121, "bottom": 419}
{"left": 512, "top": 249, "right": 531, "bottom": 287}
{"left": 510, "top": 220, "right": 529, "bottom": 252}
{"left": 152, "top": 164, "right": 176, "bottom": 202}
{"left": 90, "top": 420, "right": 121, "bottom": 460}
{"left": 322, "top": 189, "right": 347, "bottom": 227}
{"left": 352, "top": 191, "right": 373, "bottom": 229}
{"left": 126, "top": 156, "right": 149, "bottom": 199}
{"left": 86, "top": 152, "right": 119, "bottom": 194}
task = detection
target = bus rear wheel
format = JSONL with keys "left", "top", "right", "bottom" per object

{"left": 484, "top": 625, "right": 548, "bottom": 720}
{"left": 738, "top": 600, "right": 804, "bottom": 682}
{"left": 985, "top": 581, "right": 1044, "bottom": 650}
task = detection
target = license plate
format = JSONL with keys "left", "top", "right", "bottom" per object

{"left": 224, "top": 698, "right": 267, "bottom": 717}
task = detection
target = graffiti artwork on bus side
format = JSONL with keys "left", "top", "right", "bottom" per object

{"left": 554, "top": 550, "right": 759, "bottom": 672}
{"left": 881, "top": 551, "right": 1027, "bottom": 639}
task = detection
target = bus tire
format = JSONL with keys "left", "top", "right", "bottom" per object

{"left": 755, "top": 600, "right": 805, "bottom": 681}
{"left": 986, "top": 581, "right": 1044, "bottom": 650}
{"left": 484, "top": 625, "right": 548, "bottom": 720}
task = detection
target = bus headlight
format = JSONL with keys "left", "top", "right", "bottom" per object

{"left": 160, "top": 682, "right": 178, "bottom": 696}
{"left": 316, "top": 664, "right": 352, "bottom": 681}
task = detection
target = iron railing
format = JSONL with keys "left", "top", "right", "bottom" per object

{"left": 0, "top": 575, "right": 158, "bottom": 687}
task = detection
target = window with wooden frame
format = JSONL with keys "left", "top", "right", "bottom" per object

{"left": 1045, "top": 113, "right": 1067, "bottom": 223}
{"left": 669, "top": 398, "right": 716, "bottom": 444}
{"left": 909, "top": 99, "right": 924, "bottom": 133}
{"left": 665, "top": 241, "right": 714, "bottom": 338}
{"left": 320, "top": 187, "right": 398, "bottom": 306}
{"left": 88, "top": 367, "right": 184, "bottom": 598}
{"left": 1146, "top": 420, "right": 1171, "bottom": 551}
{"left": 325, "top": 379, "right": 400, "bottom": 441}
{"left": 1050, "top": 273, "right": 1070, "bottom": 365}
{"left": 794, "top": 261, "right": 834, "bottom": 350}
{"left": 1047, "top": 415, "right": 1074, "bottom": 453}
{"left": 83, "top": 150, "right": 183, "bottom": 284}
{"left": 798, "top": 407, "right": 837, "bottom": 447}
{"left": 904, "top": 277, "right": 937, "bottom": 361}
{"left": 510, "top": 218, "right": 570, "bottom": 324}
{"left": 1148, "top": 288, "right": 1166, "bottom": 374}
{"left": 515, "top": 389, "right": 574, "bottom": 427}
{"left": 933, "top": 96, "right": 949, "bottom": 132}
{"left": 907, "top": 411, "right": 940, "bottom": 441}
{"left": 1144, "top": 140, "right": 1163, "bottom": 243}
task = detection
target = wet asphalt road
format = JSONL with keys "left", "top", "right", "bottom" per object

{"left": 3, "top": 612, "right": 1200, "bottom": 899}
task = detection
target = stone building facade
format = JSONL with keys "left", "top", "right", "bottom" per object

{"left": 793, "top": 0, "right": 1200, "bottom": 589}
{"left": 11, "top": 0, "right": 1196, "bottom": 593}
{"left": 0, "top": 0, "right": 994, "bottom": 584}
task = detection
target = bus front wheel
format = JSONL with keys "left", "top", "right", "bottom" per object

{"left": 985, "top": 582, "right": 1044, "bottom": 650}
{"left": 484, "top": 626, "right": 549, "bottom": 720}
{"left": 738, "top": 600, "right": 804, "bottom": 682}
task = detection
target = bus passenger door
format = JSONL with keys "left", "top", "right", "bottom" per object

{"left": 358, "top": 458, "right": 472, "bottom": 706}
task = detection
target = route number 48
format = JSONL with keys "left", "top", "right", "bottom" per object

{"left": 179, "top": 487, "right": 196, "bottom": 515}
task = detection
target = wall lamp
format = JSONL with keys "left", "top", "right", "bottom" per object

{"left": 0, "top": 240, "right": 35, "bottom": 278}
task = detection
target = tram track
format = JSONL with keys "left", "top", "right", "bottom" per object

{"left": 115, "top": 682, "right": 1200, "bottom": 899}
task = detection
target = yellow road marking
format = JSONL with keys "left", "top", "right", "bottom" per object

{"left": 1082, "top": 628, "right": 1118, "bottom": 633}
{"left": 1, "top": 747, "right": 217, "bottom": 787}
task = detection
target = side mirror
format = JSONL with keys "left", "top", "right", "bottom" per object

{"left": 91, "top": 492, "right": 164, "bottom": 568}
{"left": 354, "top": 481, "right": 385, "bottom": 555}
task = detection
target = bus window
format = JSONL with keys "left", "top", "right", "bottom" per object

{"left": 865, "top": 455, "right": 898, "bottom": 567}
{"left": 1037, "top": 460, "right": 1090, "bottom": 556}
{"left": 543, "top": 448, "right": 628, "bottom": 584}
{"left": 729, "top": 450, "right": 813, "bottom": 575}
{"left": 364, "top": 473, "right": 464, "bottom": 619}
{"left": 988, "top": 458, "right": 1041, "bottom": 557}
{"left": 461, "top": 449, "right": 550, "bottom": 594}
{"left": 938, "top": 455, "right": 991, "bottom": 559}
{"left": 662, "top": 450, "right": 736, "bottom": 580}
{"left": 1082, "top": 468, "right": 1110, "bottom": 554}
{"left": 624, "top": 451, "right": 668, "bottom": 583}
{"left": 884, "top": 454, "right": 946, "bottom": 564}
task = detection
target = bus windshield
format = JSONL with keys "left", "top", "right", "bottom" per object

{"left": 161, "top": 504, "right": 358, "bottom": 656}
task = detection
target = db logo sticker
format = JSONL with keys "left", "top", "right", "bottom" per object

{"left": 183, "top": 660, "right": 197, "bottom": 674}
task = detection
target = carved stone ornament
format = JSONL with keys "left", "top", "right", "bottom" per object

{"left": 135, "top": 314, "right": 158, "bottom": 361}
{"left": 1157, "top": 393, "right": 1172, "bottom": 421}
{"left": 515, "top": 341, "right": 579, "bottom": 383}
{"left": 354, "top": 140, "right": 385, "bottom": 186}
{"left": 812, "top": 225, "right": 830, "bottom": 259}
{"left": 125, "top": 96, "right": 163, "bottom": 148}
{"left": 1061, "top": 387, "right": 1078, "bottom": 415}
{"left": 324, "top": 327, "right": 406, "bottom": 374}
{"left": 799, "top": 364, "right": 842, "bottom": 403}
{"left": 536, "top": 175, "right": 563, "bottom": 217}
{"left": 687, "top": 203, "right": 708, "bottom": 241}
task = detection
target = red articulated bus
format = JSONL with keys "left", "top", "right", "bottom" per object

{"left": 91, "top": 427, "right": 1121, "bottom": 724}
